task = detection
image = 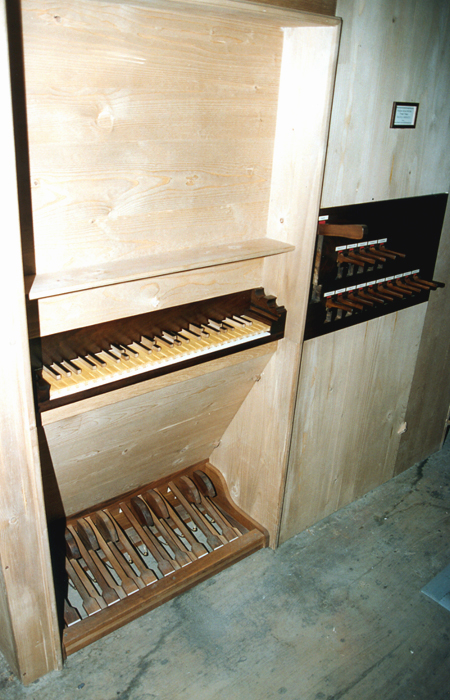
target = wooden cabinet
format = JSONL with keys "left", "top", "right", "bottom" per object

{"left": 0, "top": 0, "right": 340, "bottom": 682}
{"left": 280, "top": 304, "right": 427, "bottom": 543}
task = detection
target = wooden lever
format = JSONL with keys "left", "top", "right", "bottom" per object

{"left": 68, "top": 524, "right": 123, "bottom": 604}
{"left": 354, "top": 290, "right": 382, "bottom": 305}
{"left": 85, "top": 517, "right": 143, "bottom": 594}
{"left": 365, "top": 288, "right": 388, "bottom": 302}
{"left": 319, "top": 223, "right": 365, "bottom": 239}
{"left": 133, "top": 497, "right": 193, "bottom": 567}
{"left": 378, "top": 246, "right": 405, "bottom": 258}
{"left": 184, "top": 474, "right": 238, "bottom": 542}
{"left": 396, "top": 279, "right": 421, "bottom": 293}
{"left": 325, "top": 298, "right": 354, "bottom": 312}
{"left": 410, "top": 276, "right": 435, "bottom": 289}
{"left": 346, "top": 293, "right": 373, "bottom": 307}
{"left": 125, "top": 500, "right": 178, "bottom": 575}
{"left": 64, "top": 598, "right": 81, "bottom": 627}
{"left": 76, "top": 518, "right": 137, "bottom": 596}
{"left": 144, "top": 489, "right": 208, "bottom": 559}
{"left": 169, "top": 479, "right": 224, "bottom": 549}
{"left": 384, "top": 282, "right": 404, "bottom": 298}
{"left": 377, "top": 284, "right": 401, "bottom": 299}
{"left": 404, "top": 280, "right": 426, "bottom": 292}
{"left": 65, "top": 557, "right": 104, "bottom": 615}
{"left": 372, "top": 287, "right": 395, "bottom": 301}
{"left": 392, "top": 280, "right": 413, "bottom": 295}
{"left": 347, "top": 250, "right": 379, "bottom": 264}
{"left": 337, "top": 252, "right": 370, "bottom": 267}
{"left": 367, "top": 247, "right": 387, "bottom": 262}
{"left": 92, "top": 511, "right": 157, "bottom": 586}
{"left": 412, "top": 275, "right": 443, "bottom": 288}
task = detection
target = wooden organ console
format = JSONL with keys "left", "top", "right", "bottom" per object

{"left": 0, "top": 0, "right": 340, "bottom": 683}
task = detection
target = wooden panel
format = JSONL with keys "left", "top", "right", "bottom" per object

{"left": 26, "top": 238, "right": 292, "bottom": 301}
{"left": 22, "top": 0, "right": 283, "bottom": 274}
{"left": 395, "top": 200, "right": 450, "bottom": 472}
{"left": 28, "top": 257, "right": 265, "bottom": 337}
{"left": 279, "top": 304, "right": 427, "bottom": 543}
{"left": 253, "top": 0, "right": 336, "bottom": 15}
{"left": 0, "top": 558, "right": 17, "bottom": 678}
{"left": 0, "top": 0, "right": 61, "bottom": 681}
{"left": 213, "top": 22, "right": 341, "bottom": 544}
{"left": 42, "top": 346, "right": 274, "bottom": 517}
{"left": 321, "top": 0, "right": 450, "bottom": 206}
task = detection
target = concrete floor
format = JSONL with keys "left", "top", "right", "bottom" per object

{"left": 2, "top": 438, "right": 450, "bottom": 700}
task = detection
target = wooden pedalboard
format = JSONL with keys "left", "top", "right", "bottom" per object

{"left": 61, "top": 461, "right": 268, "bottom": 655}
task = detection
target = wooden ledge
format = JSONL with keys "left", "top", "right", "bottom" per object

{"left": 26, "top": 238, "right": 294, "bottom": 300}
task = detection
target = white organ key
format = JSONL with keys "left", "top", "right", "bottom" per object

{"left": 63, "top": 359, "right": 82, "bottom": 374}
{"left": 42, "top": 316, "right": 272, "bottom": 400}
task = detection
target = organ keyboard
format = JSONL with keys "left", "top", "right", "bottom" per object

{"left": 32, "top": 288, "right": 286, "bottom": 411}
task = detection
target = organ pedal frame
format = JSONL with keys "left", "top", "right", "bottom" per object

{"left": 61, "top": 461, "right": 268, "bottom": 655}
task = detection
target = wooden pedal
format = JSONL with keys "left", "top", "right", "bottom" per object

{"left": 62, "top": 461, "right": 268, "bottom": 655}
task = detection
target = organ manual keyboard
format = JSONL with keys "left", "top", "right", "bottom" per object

{"left": 31, "top": 289, "right": 286, "bottom": 411}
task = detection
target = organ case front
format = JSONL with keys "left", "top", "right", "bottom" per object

{"left": 0, "top": 0, "right": 340, "bottom": 681}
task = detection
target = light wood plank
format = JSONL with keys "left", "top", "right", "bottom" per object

{"left": 279, "top": 304, "right": 427, "bottom": 543}
{"left": 0, "top": 0, "right": 61, "bottom": 681}
{"left": 27, "top": 257, "right": 265, "bottom": 337}
{"left": 22, "top": 0, "right": 281, "bottom": 275}
{"left": 322, "top": 0, "right": 450, "bottom": 206}
{"left": 26, "top": 238, "right": 292, "bottom": 301}
{"left": 213, "top": 21, "right": 341, "bottom": 544}
{"left": 42, "top": 348, "right": 274, "bottom": 517}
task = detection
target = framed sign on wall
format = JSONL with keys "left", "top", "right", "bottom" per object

{"left": 390, "top": 102, "right": 419, "bottom": 128}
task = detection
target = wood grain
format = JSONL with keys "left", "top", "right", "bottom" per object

{"left": 63, "top": 529, "right": 266, "bottom": 655}
{"left": 22, "top": 0, "right": 283, "bottom": 274}
{"left": 0, "top": 0, "right": 61, "bottom": 681}
{"left": 213, "top": 21, "right": 341, "bottom": 544}
{"left": 42, "top": 347, "right": 275, "bottom": 517}
{"left": 279, "top": 304, "right": 427, "bottom": 543}
{"left": 322, "top": 0, "right": 450, "bottom": 206}
{"left": 27, "top": 258, "right": 265, "bottom": 337}
{"left": 25, "top": 239, "right": 292, "bottom": 301}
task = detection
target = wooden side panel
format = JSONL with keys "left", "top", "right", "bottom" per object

{"left": 42, "top": 347, "right": 274, "bottom": 517}
{"left": 395, "top": 201, "right": 450, "bottom": 472}
{"left": 213, "top": 22, "right": 341, "bottom": 544}
{"left": 321, "top": 0, "right": 450, "bottom": 206}
{"left": 279, "top": 304, "right": 427, "bottom": 543}
{"left": 22, "top": 0, "right": 283, "bottom": 275}
{"left": 0, "top": 0, "right": 61, "bottom": 681}
{"left": 28, "top": 258, "right": 264, "bottom": 337}
{"left": 0, "top": 556, "right": 17, "bottom": 678}
{"left": 255, "top": 0, "right": 336, "bottom": 15}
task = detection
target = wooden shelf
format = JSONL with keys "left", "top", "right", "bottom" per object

{"left": 26, "top": 238, "right": 294, "bottom": 300}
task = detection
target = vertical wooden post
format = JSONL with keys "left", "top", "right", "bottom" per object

{"left": 0, "top": 0, "right": 61, "bottom": 683}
